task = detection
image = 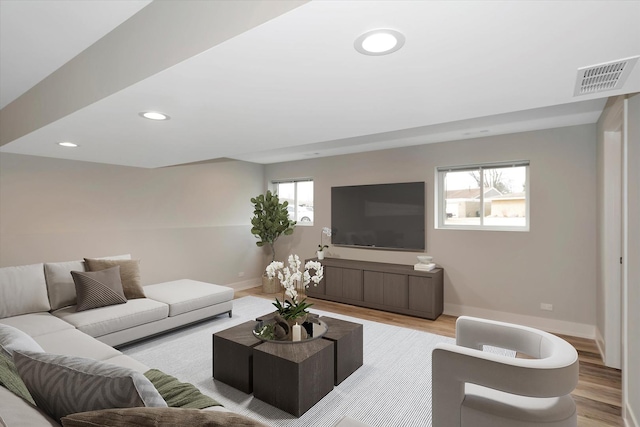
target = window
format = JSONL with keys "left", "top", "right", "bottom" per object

{"left": 273, "top": 179, "right": 314, "bottom": 225}
{"left": 436, "top": 161, "right": 529, "bottom": 231}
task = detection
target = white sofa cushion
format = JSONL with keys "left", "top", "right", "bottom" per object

{"left": 0, "top": 386, "right": 59, "bottom": 427}
{"left": 144, "top": 280, "right": 234, "bottom": 317}
{"left": 34, "top": 329, "right": 122, "bottom": 361}
{"left": 102, "top": 354, "right": 150, "bottom": 373}
{"left": 44, "top": 260, "right": 85, "bottom": 310}
{"left": 0, "top": 324, "right": 44, "bottom": 358}
{"left": 52, "top": 298, "right": 169, "bottom": 338}
{"left": 95, "top": 300, "right": 233, "bottom": 347}
{"left": 0, "top": 263, "right": 50, "bottom": 318}
{"left": 13, "top": 350, "right": 167, "bottom": 422}
{"left": 0, "top": 312, "right": 74, "bottom": 337}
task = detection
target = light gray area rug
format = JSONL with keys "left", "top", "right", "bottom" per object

{"left": 121, "top": 296, "right": 511, "bottom": 427}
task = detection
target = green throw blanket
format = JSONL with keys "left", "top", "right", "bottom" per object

{"left": 0, "top": 353, "right": 35, "bottom": 405}
{"left": 144, "top": 368, "right": 222, "bottom": 409}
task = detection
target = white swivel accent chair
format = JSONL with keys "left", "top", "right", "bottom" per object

{"left": 432, "top": 316, "right": 579, "bottom": 427}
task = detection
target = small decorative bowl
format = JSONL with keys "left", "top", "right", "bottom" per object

{"left": 417, "top": 255, "right": 433, "bottom": 264}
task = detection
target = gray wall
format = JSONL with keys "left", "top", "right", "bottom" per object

{"left": 266, "top": 125, "right": 597, "bottom": 336}
{"left": 0, "top": 154, "right": 265, "bottom": 288}
{"left": 0, "top": 124, "right": 600, "bottom": 338}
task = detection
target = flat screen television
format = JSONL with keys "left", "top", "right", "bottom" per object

{"left": 331, "top": 182, "right": 425, "bottom": 251}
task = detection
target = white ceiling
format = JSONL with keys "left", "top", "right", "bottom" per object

{"left": 1, "top": 0, "right": 639, "bottom": 168}
{"left": 0, "top": 0, "right": 151, "bottom": 109}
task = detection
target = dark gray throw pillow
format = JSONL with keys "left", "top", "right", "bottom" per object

{"left": 13, "top": 351, "right": 167, "bottom": 422}
{"left": 71, "top": 266, "right": 126, "bottom": 312}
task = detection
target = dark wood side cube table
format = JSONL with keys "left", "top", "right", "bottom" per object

{"left": 212, "top": 321, "right": 262, "bottom": 393}
{"left": 320, "top": 317, "right": 364, "bottom": 385}
{"left": 252, "top": 339, "right": 335, "bottom": 417}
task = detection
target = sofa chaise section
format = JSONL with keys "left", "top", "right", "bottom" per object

{"left": 92, "top": 279, "right": 234, "bottom": 347}
{"left": 49, "top": 279, "right": 234, "bottom": 347}
{"left": 42, "top": 257, "right": 234, "bottom": 347}
{"left": 144, "top": 279, "right": 234, "bottom": 317}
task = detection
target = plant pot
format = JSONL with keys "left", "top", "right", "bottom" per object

{"left": 316, "top": 250, "right": 325, "bottom": 260}
{"left": 262, "top": 274, "right": 278, "bottom": 294}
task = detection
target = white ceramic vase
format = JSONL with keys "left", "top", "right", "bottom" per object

{"left": 317, "top": 250, "right": 325, "bottom": 260}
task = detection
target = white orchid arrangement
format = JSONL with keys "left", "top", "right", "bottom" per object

{"left": 318, "top": 227, "right": 332, "bottom": 251}
{"left": 266, "top": 254, "right": 324, "bottom": 302}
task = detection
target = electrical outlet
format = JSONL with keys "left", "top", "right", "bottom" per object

{"left": 238, "top": 272, "right": 245, "bottom": 278}
{"left": 540, "top": 303, "right": 553, "bottom": 311}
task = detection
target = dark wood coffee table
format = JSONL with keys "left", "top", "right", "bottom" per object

{"left": 211, "top": 321, "right": 262, "bottom": 393}
{"left": 212, "top": 314, "right": 363, "bottom": 417}
{"left": 320, "top": 316, "right": 363, "bottom": 385}
{"left": 253, "top": 339, "right": 334, "bottom": 416}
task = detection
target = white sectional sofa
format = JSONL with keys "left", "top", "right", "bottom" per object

{"left": 0, "top": 255, "right": 238, "bottom": 426}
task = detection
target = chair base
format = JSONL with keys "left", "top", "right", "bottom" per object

{"left": 461, "top": 384, "right": 577, "bottom": 427}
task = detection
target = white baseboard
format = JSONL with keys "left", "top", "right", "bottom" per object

{"left": 226, "top": 277, "right": 261, "bottom": 291}
{"left": 444, "top": 303, "right": 595, "bottom": 339}
{"left": 223, "top": 287, "right": 597, "bottom": 338}
{"left": 595, "top": 327, "right": 606, "bottom": 363}
{"left": 625, "top": 402, "right": 639, "bottom": 427}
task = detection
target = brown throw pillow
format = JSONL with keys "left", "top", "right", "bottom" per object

{"left": 61, "top": 407, "right": 267, "bottom": 427}
{"left": 84, "top": 258, "right": 145, "bottom": 299}
{"left": 71, "top": 267, "right": 127, "bottom": 312}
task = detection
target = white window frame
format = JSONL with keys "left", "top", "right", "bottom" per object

{"left": 435, "top": 161, "right": 530, "bottom": 232}
{"left": 272, "top": 178, "right": 314, "bottom": 226}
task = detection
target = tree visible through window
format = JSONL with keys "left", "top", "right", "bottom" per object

{"left": 274, "top": 179, "right": 314, "bottom": 225}
{"left": 437, "top": 162, "right": 529, "bottom": 230}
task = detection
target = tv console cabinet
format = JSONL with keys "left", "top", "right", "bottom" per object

{"left": 306, "top": 258, "right": 443, "bottom": 320}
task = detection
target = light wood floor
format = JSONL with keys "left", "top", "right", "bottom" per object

{"left": 236, "top": 287, "right": 623, "bottom": 427}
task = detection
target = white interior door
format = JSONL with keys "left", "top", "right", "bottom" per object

{"left": 602, "top": 128, "right": 622, "bottom": 369}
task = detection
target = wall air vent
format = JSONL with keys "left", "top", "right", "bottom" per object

{"left": 574, "top": 56, "right": 639, "bottom": 96}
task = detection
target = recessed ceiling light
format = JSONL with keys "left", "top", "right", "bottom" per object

{"left": 57, "top": 142, "right": 78, "bottom": 148}
{"left": 139, "top": 111, "right": 170, "bottom": 121}
{"left": 354, "top": 29, "right": 405, "bottom": 56}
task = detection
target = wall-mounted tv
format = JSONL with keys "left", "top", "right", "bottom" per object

{"left": 331, "top": 182, "right": 425, "bottom": 251}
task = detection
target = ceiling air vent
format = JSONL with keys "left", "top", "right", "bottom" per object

{"left": 574, "top": 56, "right": 639, "bottom": 96}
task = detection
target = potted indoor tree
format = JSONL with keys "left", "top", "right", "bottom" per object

{"left": 250, "top": 190, "right": 296, "bottom": 293}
